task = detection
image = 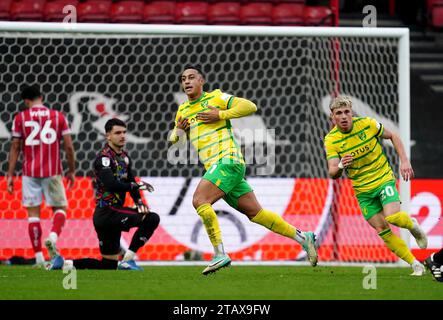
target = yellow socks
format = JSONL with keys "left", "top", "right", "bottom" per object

{"left": 385, "top": 211, "right": 414, "bottom": 230}
{"left": 196, "top": 203, "right": 223, "bottom": 251}
{"left": 378, "top": 228, "right": 415, "bottom": 264}
{"left": 251, "top": 208, "right": 297, "bottom": 240}
{"left": 196, "top": 205, "right": 305, "bottom": 254}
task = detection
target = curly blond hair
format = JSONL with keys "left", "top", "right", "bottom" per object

{"left": 329, "top": 95, "right": 353, "bottom": 111}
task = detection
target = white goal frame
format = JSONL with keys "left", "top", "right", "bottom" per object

{"left": 0, "top": 22, "right": 411, "bottom": 264}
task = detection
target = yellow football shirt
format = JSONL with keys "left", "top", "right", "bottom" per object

{"left": 324, "top": 117, "right": 395, "bottom": 194}
{"left": 172, "top": 89, "right": 244, "bottom": 170}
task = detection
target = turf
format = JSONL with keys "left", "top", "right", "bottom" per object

{"left": 0, "top": 265, "right": 442, "bottom": 300}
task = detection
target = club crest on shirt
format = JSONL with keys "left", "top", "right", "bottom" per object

{"left": 201, "top": 100, "right": 208, "bottom": 107}
{"left": 102, "top": 157, "right": 110, "bottom": 167}
{"left": 358, "top": 131, "right": 367, "bottom": 141}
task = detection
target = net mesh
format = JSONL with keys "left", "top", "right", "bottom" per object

{"left": 0, "top": 31, "right": 401, "bottom": 263}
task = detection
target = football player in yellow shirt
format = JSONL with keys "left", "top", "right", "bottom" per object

{"left": 170, "top": 66, "right": 318, "bottom": 275}
{"left": 324, "top": 95, "right": 427, "bottom": 275}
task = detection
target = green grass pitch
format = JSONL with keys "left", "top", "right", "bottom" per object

{"left": 1, "top": 265, "right": 442, "bottom": 300}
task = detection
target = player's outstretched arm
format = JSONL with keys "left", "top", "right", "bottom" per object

{"left": 196, "top": 97, "right": 257, "bottom": 124}
{"left": 6, "top": 138, "right": 21, "bottom": 194}
{"left": 219, "top": 97, "right": 257, "bottom": 120}
{"left": 382, "top": 128, "right": 414, "bottom": 181}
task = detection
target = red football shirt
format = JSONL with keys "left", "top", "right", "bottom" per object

{"left": 11, "top": 105, "right": 71, "bottom": 178}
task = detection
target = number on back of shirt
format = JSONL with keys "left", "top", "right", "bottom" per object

{"left": 24, "top": 120, "right": 57, "bottom": 146}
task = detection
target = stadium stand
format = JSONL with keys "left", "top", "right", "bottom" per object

{"left": 207, "top": 2, "right": 241, "bottom": 25}
{"left": 240, "top": 2, "right": 273, "bottom": 25}
{"left": 77, "top": 0, "right": 112, "bottom": 23}
{"left": 10, "top": 0, "right": 46, "bottom": 21}
{"left": 0, "top": 0, "right": 335, "bottom": 27}
{"left": 44, "top": 0, "right": 79, "bottom": 22}
{"left": 0, "top": 0, "right": 12, "bottom": 21}
{"left": 432, "top": 8, "right": 443, "bottom": 28}
{"left": 272, "top": 3, "right": 305, "bottom": 26}
{"left": 175, "top": 1, "right": 209, "bottom": 24}
{"left": 143, "top": 1, "right": 176, "bottom": 24}
{"left": 428, "top": 0, "right": 443, "bottom": 28}
{"left": 110, "top": 0, "right": 144, "bottom": 23}
{"left": 2, "top": 0, "right": 443, "bottom": 276}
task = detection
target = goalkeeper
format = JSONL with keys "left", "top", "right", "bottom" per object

{"left": 324, "top": 96, "right": 427, "bottom": 276}
{"left": 169, "top": 65, "right": 318, "bottom": 275}
{"left": 48, "top": 118, "right": 159, "bottom": 271}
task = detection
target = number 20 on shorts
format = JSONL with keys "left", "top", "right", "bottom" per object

{"left": 380, "top": 185, "right": 395, "bottom": 201}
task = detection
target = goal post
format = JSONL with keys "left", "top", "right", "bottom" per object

{"left": 0, "top": 22, "right": 410, "bottom": 265}
{"left": 398, "top": 32, "right": 411, "bottom": 264}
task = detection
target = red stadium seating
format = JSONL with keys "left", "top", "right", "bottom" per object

{"left": 304, "top": 6, "right": 333, "bottom": 26}
{"left": 432, "top": 6, "right": 443, "bottom": 27}
{"left": 77, "top": 0, "right": 111, "bottom": 23}
{"left": 428, "top": 0, "right": 443, "bottom": 28}
{"left": 111, "top": 1, "right": 144, "bottom": 23}
{"left": 0, "top": 0, "right": 12, "bottom": 20}
{"left": 272, "top": 3, "right": 304, "bottom": 25}
{"left": 208, "top": 2, "right": 241, "bottom": 25}
{"left": 272, "top": 0, "right": 305, "bottom": 3}
{"left": 427, "top": 0, "right": 443, "bottom": 10}
{"left": 175, "top": 1, "right": 209, "bottom": 24}
{"left": 10, "top": 0, "right": 46, "bottom": 21}
{"left": 143, "top": 1, "right": 175, "bottom": 24}
{"left": 44, "top": 0, "right": 79, "bottom": 22}
{"left": 240, "top": 2, "right": 273, "bottom": 25}
{"left": 3, "top": 0, "right": 337, "bottom": 29}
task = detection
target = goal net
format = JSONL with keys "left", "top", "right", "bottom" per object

{"left": 0, "top": 23, "right": 409, "bottom": 264}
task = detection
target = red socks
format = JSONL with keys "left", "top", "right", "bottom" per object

{"left": 28, "top": 217, "right": 42, "bottom": 253}
{"left": 51, "top": 210, "right": 66, "bottom": 236}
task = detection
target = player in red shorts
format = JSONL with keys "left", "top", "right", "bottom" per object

{"left": 7, "top": 85, "right": 76, "bottom": 267}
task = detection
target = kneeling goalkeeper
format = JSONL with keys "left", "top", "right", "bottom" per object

{"left": 48, "top": 118, "right": 159, "bottom": 271}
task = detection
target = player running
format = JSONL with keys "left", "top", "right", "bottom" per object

{"left": 324, "top": 95, "right": 427, "bottom": 276}
{"left": 169, "top": 66, "right": 318, "bottom": 275}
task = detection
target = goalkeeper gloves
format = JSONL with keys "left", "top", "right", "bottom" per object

{"left": 131, "top": 181, "right": 154, "bottom": 192}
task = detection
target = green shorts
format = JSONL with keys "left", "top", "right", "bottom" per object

{"left": 356, "top": 180, "right": 401, "bottom": 220}
{"left": 202, "top": 161, "right": 253, "bottom": 209}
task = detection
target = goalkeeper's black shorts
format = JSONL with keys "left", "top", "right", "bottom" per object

{"left": 92, "top": 206, "right": 143, "bottom": 255}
